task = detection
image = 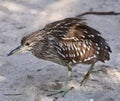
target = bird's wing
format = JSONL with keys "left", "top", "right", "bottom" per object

{"left": 54, "top": 24, "right": 111, "bottom": 64}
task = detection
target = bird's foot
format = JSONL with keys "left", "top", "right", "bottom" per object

{"left": 80, "top": 73, "right": 90, "bottom": 86}
{"left": 80, "top": 63, "right": 95, "bottom": 86}
{"left": 47, "top": 86, "right": 73, "bottom": 97}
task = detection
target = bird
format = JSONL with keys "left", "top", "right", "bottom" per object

{"left": 8, "top": 17, "right": 112, "bottom": 95}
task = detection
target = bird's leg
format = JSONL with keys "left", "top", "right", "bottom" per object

{"left": 48, "top": 65, "right": 72, "bottom": 96}
{"left": 80, "top": 63, "right": 95, "bottom": 86}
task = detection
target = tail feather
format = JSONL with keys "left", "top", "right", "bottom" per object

{"left": 99, "top": 41, "right": 112, "bottom": 62}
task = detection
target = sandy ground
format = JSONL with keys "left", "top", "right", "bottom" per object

{"left": 0, "top": 0, "right": 120, "bottom": 101}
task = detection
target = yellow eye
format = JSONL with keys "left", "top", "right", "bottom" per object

{"left": 25, "top": 42, "right": 30, "bottom": 46}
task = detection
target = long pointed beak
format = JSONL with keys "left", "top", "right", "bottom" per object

{"left": 7, "top": 45, "right": 23, "bottom": 56}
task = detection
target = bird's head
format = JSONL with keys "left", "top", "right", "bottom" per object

{"left": 7, "top": 30, "right": 44, "bottom": 56}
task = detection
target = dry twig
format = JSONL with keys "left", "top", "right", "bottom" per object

{"left": 76, "top": 11, "right": 120, "bottom": 17}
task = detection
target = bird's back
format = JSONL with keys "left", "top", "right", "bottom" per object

{"left": 33, "top": 18, "right": 112, "bottom": 66}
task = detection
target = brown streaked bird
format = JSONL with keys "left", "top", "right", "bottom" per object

{"left": 8, "top": 18, "right": 112, "bottom": 95}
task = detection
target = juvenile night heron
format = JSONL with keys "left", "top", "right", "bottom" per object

{"left": 8, "top": 18, "right": 111, "bottom": 95}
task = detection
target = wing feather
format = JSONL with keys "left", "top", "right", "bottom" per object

{"left": 53, "top": 23, "right": 111, "bottom": 64}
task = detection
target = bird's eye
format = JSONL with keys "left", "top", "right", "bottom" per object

{"left": 25, "top": 42, "right": 30, "bottom": 46}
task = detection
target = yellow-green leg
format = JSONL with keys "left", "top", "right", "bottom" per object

{"left": 80, "top": 63, "right": 95, "bottom": 86}
{"left": 48, "top": 65, "right": 72, "bottom": 96}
